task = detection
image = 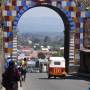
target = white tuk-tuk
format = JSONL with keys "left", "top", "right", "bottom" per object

{"left": 48, "top": 57, "right": 66, "bottom": 78}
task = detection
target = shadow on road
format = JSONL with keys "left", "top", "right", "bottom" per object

{"left": 37, "top": 74, "right": 90, "bottom": 82}
{"left": 66, "top": 75, "right": 90, "bottom": 82}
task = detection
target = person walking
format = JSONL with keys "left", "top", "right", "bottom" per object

{"left": 17, "top": 64, "right": 23, "bottom": 87}
{"left": 21, "top": 58, "right": 27, "bottom": 81}
{"left": 21, "top": 65, "right": 27, "bottom": 81}
{"left": 2, "top": 60, "right": 20, "bottom": 90}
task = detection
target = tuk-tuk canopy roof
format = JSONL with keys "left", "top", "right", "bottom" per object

{"left": 49, "top": 57, "right": 65, "bottom": 61}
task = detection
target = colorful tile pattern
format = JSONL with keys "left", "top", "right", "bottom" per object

{"left": 1, "top": 0, "right": 90, "bottom": 61}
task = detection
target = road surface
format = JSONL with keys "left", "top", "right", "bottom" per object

{"left": 22, "top": 73, "right": 90, "bottom": 90}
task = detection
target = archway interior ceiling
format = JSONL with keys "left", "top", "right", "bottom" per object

{"left": 1, "top": 0, "right": 90, "bottom": 59}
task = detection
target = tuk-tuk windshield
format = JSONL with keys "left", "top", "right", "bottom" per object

{"left": 54, "top": 61, "right": 61, "bottom": 65}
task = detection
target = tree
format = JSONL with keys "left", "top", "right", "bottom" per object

{"left": 33, "top": 38, "right": 40, "bottom": 43}
{"left": 43, "top": 36, "right": 50, "bottom": 47}
{"left": 38, "top": 52, "right": 45, "bottom": 59}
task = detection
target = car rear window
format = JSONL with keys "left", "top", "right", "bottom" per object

{"left": 54, "top": 61, "right": 61, "bottom": 65}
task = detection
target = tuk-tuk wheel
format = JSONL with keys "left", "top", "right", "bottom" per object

{"left": 54, "top": 77, "right": 56, "bottom": 79}
{"left": 48, "top": 75, "right": 51, "bottom": 79}
{"left": 62, "top": 74, "right": 66, "bottom": 79}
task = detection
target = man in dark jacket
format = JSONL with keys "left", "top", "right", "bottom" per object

{"left": 2, "top": 60, "right": 20, "bottom": 90}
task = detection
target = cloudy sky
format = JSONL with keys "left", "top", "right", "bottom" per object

{"left": 17, "top": 7, "right": 64, "bottom": 33}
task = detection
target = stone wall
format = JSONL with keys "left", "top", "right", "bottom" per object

{"left": 0, "top": 1, "right": 5, "bottom": 89}
{"left": 80, "top": 50, "right": 90, "bottom": 73}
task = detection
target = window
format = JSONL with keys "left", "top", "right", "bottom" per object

{"left": 54, "top": 61, "right": 61, "bottom": 65}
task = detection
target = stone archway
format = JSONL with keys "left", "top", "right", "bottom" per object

{"left": 13, "top": 4, "right": 71, "bottom": 72}
{"left": 1, "top": 0, "right": 90, "bottom": 73}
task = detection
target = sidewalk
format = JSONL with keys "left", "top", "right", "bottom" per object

{"left": 2, "top": 82, "right": 23, "bottom": 90}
